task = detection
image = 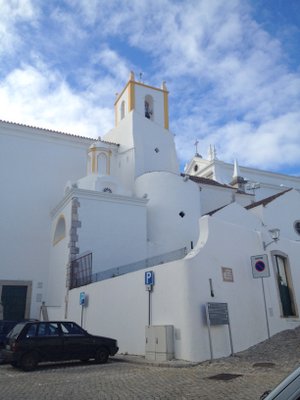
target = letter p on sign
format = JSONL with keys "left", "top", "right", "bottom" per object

{"left": 145, "top": 271, "right": 154, "bottom": 286}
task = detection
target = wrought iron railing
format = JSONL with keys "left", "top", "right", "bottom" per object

{"left": 70, "top": 247, "right": 187, "bottom": 289}
{"left": 69, "top": 252, "right": 92, "bottom": 289}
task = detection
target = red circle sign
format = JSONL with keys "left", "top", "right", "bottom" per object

{"left": 255, "top": 261, "right": 265, "bottom": 272}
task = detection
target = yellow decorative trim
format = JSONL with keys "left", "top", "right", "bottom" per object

{"left": 115, "top": 103, "right": 118, "bottom": 127}
{"left": 164, "top": 90, "right": 169, "bottom": 130}
{"left": 134, "top": 81, "right": 166, "bottom": 93}
{"left": 91, "top": 150, "right": 97, "bottom": 173}
{"left": 114, "top": 79, "right": 166, "bottom": 106}
{"left": 128, "top": 80, "right": 135, "bottom": 112}
{"left": 114, "top": 81, "right": 130, "bottom": 105}
{"left": 107, "top": 151, "right": 112, "bottom": 175}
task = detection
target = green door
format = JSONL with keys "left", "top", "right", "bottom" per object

{"left": 275, "top": 256, "right": 295, "bottom": 317}
{"left": 1, "top": 285, "right": 28, "bottom": 320}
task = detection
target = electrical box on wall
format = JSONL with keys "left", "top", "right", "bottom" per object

{"left": 145, "top": 325, "right": 174, "bottom": 361}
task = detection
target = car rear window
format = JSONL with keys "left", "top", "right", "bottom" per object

{"left": 8, "top": 322, "right": 27, "bottom": 339}
{"left": 0, "top": 321, "right": 17, "bottom": 334}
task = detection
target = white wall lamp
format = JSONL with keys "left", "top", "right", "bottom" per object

{"left": 263, "top": 228, "right": 280, "bottom": 250}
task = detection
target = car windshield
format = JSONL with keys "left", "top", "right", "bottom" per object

{"left": 8, "top": 322, "right": 27, "bottom": 339}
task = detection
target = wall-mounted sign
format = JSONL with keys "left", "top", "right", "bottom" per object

{"left": 145, "top": 270, "right": 154, "bottom": 291}
{"left": 222, "top": 267, "right": 234, "bottom": 282}
{"left": 251, "top": 254, "right": 270, "bottom": 278}
{"left": 145, "top": 271, "right": 154, "bottom": 286}
{"left": 206, "top": 302, "right": 230, "bottom": 325}
{"left": 206, "top": 302, "right": 234, "bottom": 360}
{"left": 79, "top": 291, "right": 86, "bottom": 305}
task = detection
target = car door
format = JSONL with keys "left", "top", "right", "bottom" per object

{"left": 33, "top": 322, "right": 63, "bottom": 361}
{"left": 60, "top": 322, "right": 95, "bottom": 361}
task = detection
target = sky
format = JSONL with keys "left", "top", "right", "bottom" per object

{"left": 1, "top": 0, "right": 300, "bottom": 174}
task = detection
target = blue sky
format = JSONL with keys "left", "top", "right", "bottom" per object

{"left": 1, "top": 0, "right": 300, "bottom": 174}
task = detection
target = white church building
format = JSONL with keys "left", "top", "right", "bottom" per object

{"left": 1, "top": 72, "right": 300, "bottom": 362}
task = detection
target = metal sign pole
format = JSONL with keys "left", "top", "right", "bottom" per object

{"left": 261, "top": 277, "right": 270, "bottom": 338}
{"left": 145, "top": 271, "right": 154, "bottom": 326}
{"left": 148, "top": 290, "right": 151, "bottom": 326}
{"left": 227, "top": 318, "right": 234, "bottom": 356}
{"left": 205, "top": 304, "right": 214, "bottom": 361}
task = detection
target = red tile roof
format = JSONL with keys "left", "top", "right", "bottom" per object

{"left": 0, "top": 119, "right": 119, "bottom": 146}
{"left": 245, "top": 188, "right": 292, "bottom": 209}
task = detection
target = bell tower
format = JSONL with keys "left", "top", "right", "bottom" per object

{"left": 104, "top": 72, "right": 179, "bottom": 181}
{"left": 114, "top": 71, "right": 169, "bottom": 130}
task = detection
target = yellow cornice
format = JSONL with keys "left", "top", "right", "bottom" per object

{"left": 164, "top": 90, "right": 169, "bottom": 130}
{"left": 114, "top": 80, "right": 131, "bottom": 106}
{"left": 91, "top": 150, "right": 97, "bottom": 173}
{"left": 114, "top": 79, "right": 168, "bottom": 106}
{"left": 128, "top": 80, "right": 135, "bottom": 112}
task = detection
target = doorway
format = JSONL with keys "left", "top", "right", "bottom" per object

{"left": 274, "top": 255, "right": 296, "bottom": 317}
{"left": 0, "top": 281, "right": 32, "bottom": 320}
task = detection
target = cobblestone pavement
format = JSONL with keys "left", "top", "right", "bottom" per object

{"left": 1, "top": 327, "right": 300, "bottom": 400}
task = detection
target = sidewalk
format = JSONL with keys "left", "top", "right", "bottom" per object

{"left": 116, "top": 325, "right": 300, "bottom": 372}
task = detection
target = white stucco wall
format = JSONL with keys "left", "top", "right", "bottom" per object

{"left": 135, "top": 172, "right": 201, "bottom": 257}
{"left": 67, "top": 198, "right": 300, "bottom": 363}
{"left": 75, "top": 191, "right": 148, "bottom": 272}
{"left": 46, "top": 202, "right": 73, "bottom": 319}
{"left": 132, "top": 112, "right": 179, "bottom": 177}
{"left": 67, "top": 257, "right": 191, "bottom": 358}
{"left": 0, "top": 122, "right": 92, "bottom": 318}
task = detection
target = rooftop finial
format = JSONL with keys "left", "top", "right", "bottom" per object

{"left": 231, "top": 159, "right": 247, "bottom": 191}
{"left": 208, "top": 144, "right": 218, "bottom": 161}
{"left": 129, "top": 71, "right": 135, "bottom": 81}
{"left": 161, "top": 81, "right": 168, "bottom": 91}
{"left": 233, "top": 159, "right": 241, "bottom": 179}
{"left": 194, "top": 140, "right": 202, "bottom": 158}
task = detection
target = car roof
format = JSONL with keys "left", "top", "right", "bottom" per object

{"left": 264, "top": 366, "right": 300, "bottom": 399}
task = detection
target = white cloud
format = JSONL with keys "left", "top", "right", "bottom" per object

{"left": 0, "top": 64, "right": 114, "bottom": 137}
{"left": 0, "top": 0, "right": 299, "bottom": 173}
{"left": 96, "top": 47, "right": 130, "bottom": 82}
{"left": 0, "top": 0, "right": 38, "bottom": 55}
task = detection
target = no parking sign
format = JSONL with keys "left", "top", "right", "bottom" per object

{"left": 251, "top": 254, "right": 270, "bottom": 278}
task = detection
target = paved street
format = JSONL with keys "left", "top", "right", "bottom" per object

{"left": 1, "top": 327, "right": 300, "bottom": 400}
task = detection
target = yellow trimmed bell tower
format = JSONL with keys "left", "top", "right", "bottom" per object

{"left": 114, "top": 71, "right": 169, "bottom": 130}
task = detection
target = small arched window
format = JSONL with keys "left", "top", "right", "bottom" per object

{"left": 120, "top": 100, "right": 125, "bottom": 120}
{"left": 53, "top": 216, "right": 66, "bottom": 245}
{"left": 98, "top": 153, "right": 108, "bottom": 175}
{"left": 145, "top": 95, "right": 154, "bottom": 120}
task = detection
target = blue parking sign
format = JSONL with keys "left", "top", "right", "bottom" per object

{"left": 79, "top": 292, "right": 86, "bottom": 305}
{"left": 145, "top": 271, "right": 154, "bottom": 286}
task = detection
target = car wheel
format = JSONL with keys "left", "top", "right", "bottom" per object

{"left": 95, "top": 347, "right": 109, "bottom": 364}
{"left": 10, "top": 361, "right": 19, "bottom": 368}
{"left": 20, "top": 352, "right": 39, "bottom": 371}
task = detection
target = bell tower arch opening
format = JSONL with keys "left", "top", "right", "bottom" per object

{"left": 144, "top": 95, "right": 154, "bottom": 120}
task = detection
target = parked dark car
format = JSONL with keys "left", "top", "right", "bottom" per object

{"left": 0, "top": 320, "right": 19, "bottom": 363}
{"left": 2, "top": 320, "right": 118, "bottom": 371}
{"left": 0, "top": 320, "right": 19, "bottom": 348}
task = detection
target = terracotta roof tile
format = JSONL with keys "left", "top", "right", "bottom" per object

{"left": 245, "top": 188, "right": 292, "bottom": 209}
{"left": 182, "top": 174, "right": 233, "bottom": 189}
{"left": 0, "top": 119, "right": 119, "bottom": 146}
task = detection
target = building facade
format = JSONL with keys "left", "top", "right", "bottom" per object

{"left": 1, "top": 72, "right": 299, "bottom": 362}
